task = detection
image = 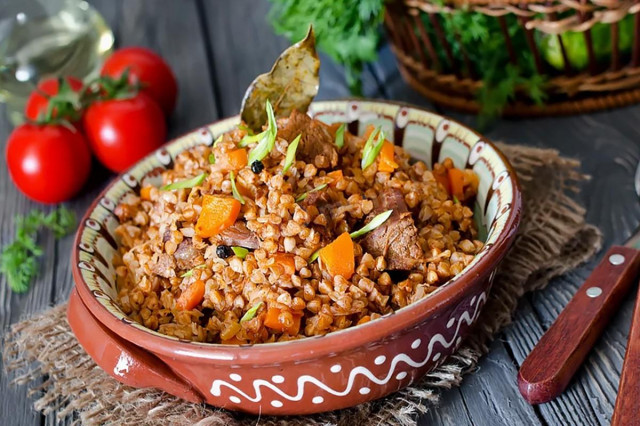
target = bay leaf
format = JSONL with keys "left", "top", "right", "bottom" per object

{"left": 240, "top": 26, "right": 320, "bottom": 132}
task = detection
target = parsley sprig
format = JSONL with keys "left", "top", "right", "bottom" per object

{"left": 1, "top": 207, "right": 76, "bottom": 293}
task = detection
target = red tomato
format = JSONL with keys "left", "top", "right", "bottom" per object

{"left": 101, "top": 47, "right": 178, "bottom": 116}
{"left": 83, "top": 92, "right": 166, "bottom": 173}
{"left": 6, "top": 124, "right": 91, "bottom": 204}
{"left": 24, "top": 76, "right": 84, "bottom": 121}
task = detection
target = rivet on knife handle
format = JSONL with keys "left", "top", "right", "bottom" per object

{"left": 611, "top": 285, "right": 640, "bottom": 426}
{"left": 518, "top": 245, "right": 640, "bottom": 404}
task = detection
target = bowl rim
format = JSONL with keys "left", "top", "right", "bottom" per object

{"left": 73, "top": 99, "right": 522, "bottom": 365}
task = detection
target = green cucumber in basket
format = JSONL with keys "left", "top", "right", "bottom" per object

{"left": 539, "top": 15, "right": 634, "bottom": 71}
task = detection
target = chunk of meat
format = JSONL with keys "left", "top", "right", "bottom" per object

{"left": 174, "top": 238, "right": 201, "bottom": 269}
{"left": 277, "top": 110, "right": 337, "bottom": 169}
{"left": 361, "top": 188, "right": 423, "bottom": 270}
{"left": 218, "top": 222, "right": 260, "bottom": 249}
{"left": 151, "top": 253, "right": 176, "bottom": 278}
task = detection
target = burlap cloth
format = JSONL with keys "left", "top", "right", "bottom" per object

{"left": 1, "top": 143, "right": 602, "bottom": 426}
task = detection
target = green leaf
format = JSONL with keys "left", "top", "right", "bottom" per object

{"left": 231, "top": 246, "right": 249, "bottom": 259}
{"left": 229, "top": 171, "right": 246, "bottom": 205}
{"left": 248, "top": 100, "right": 277, "bottom": 164}
{"left": 162, "top": 173, "right": 207, "bottom": 191}
{"left": 361, "top": 128, "right": 385, "bottom": 170}
{"left": 281, "top": 133, "right": 301, "bottom": 175}
{"left": 180, "top": 264, "right": 206, "bottom": 278}
{"left": 1, "top": 207, "right": 76, "bottom": 293}
{"left": 240, "top": 301, "right": 263, "bottom": 322}
{"left": 334, "top": 123, "right": 346, "bottom": 148}
{"left": 296, "top": 183, "right": 328, "bottom": 202}
{"left": 349, "top": 209, "right": 392, "bottom": 239}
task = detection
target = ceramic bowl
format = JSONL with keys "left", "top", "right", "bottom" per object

{"left": 68, "top": 100, "right": 522, "bottom": 415}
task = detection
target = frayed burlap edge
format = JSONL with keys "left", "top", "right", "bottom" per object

{"left": 1, "top": 143, "right": 602, "bottom": 426}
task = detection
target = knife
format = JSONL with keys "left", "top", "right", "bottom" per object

{"left": 517, "top": 241, "right": 640, "bottom": 404}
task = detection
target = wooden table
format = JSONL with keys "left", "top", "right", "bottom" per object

{"left": 2, "top": 1, "right": 638, "bottom": 424}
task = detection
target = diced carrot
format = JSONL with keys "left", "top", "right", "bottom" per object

{"left": 327, "top": 170, "right": 343, "bottom": 187}
{"left": 175, "top": 280, "right": 205, "bottom": 311}
{"left": 357, "top": 315, "right": 371, "bottom": 325}
{"left": 272, "top": 253, "right": 296, "bottom": 275}
{"left": 378, "top": 141, "right": 399, "bottom": 173}
{"left": 140, "top": 185, "right": 153, "bottom": 201}
{"left": 218, "top": 148, "right": 248, "bottom": 171}
{"left": 221, "top": 336, "right": 246, "bottom": 345}
{"left": 196, "top": 195, "right": 241, "bottom": 238}
{"left": 264, "top": 307, "right": 302, "bottom": 334}
{"left": 448, "top": 168, "right": 466, "bottom": 201}
{"left": 319, "top": 232, "right": 354, "bottom": 279}
{"left": 434, "top": 170, "right": 450, "bottom": 194}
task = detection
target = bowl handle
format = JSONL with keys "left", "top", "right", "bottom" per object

{"left": 66, "top": 288, "right": 204, "bottom": 403}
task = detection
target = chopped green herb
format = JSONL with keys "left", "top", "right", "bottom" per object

{"left": 361, "top": 127, "right": 385, "bottom": 170}
{"left": 281, "top": 133, "right": 301, "bottom": 175}
{"left": 180, "top": 264, "right": 206, "bottom": 278}
{"left": 350, "top": 209, "right": 392, "bottom": 239}
{"left": 240, "top": 301, "right": 263, "bottom": 322}
{"left": 238, "top": 123, "right": 255, "bottom": 135}
{"left": 248, "top": 100, "right": 277, "bottom": 164}
{"left": 229, "top": 171, "right": 245, "bottom": 205}
{"left": 308, "top": 249, "right": 321, "bottom": 263}
{"left": 238, "top": 130, "right": 266, "bottom": 148}
{"left": 213, "top": 134, "right": 223, "bottom": 146}
{"left": 208, "top": 153, "right": 216, "bottom": 164}
{"left": 296, "top": 183, "right": 328, "bottom": 202}
{"left": 334, "top": 123, "right": 346, "bottom": 148}
{"left": 453, "top": 195, "right": 460, "bottom": 204}
{"left": 161, "top": 173, "right": 207, "bottom": 191}
{"left": 1, "top": 207, "right": 76, "bottom": 293}
{"left": 231, "top": 246, "right": 249, "bottom": 259}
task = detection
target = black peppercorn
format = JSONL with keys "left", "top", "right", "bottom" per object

{"left": 251, "top": 160, "right": 264, "bottom": 174}
{"left": 216, "top": 245, "right": 233, "bottom": 259}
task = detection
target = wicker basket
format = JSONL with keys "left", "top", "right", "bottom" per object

{"left": 384, "top": 0, "right": 640, "bottom": 116}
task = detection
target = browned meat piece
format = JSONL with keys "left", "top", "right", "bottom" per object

{"left": 151, "top": 253, "right": 175, "bottom": 278}
{"left": 361, "top": 188, "right": 424, "bottom": 270}
{"left": 218, "top": 222, "right": 260, "bottom": 249}
{"left": 277, "top": 110, "right": 337, "bottom": 169}
{"left": 173, "top": 238, "right": 201, "bottom": 269}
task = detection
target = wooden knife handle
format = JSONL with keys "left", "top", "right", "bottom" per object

{"left": 611, "top": 285, "right": 640, "bottom": 426}
{"left": 518, "top": 245, "right": 640, "bottom": 404}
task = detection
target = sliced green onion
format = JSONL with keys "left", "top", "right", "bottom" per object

{"left": 248, "top": 100, "right": 277, "bottom": 164}
{"left": 350, "top": 209, "right": 393, "bottom": 239}
{"left": 335, "top": 123, "right": 346, "bottom": 148}
{"left": 213, "top": 134, "right": 223, "bottom": 147}
{"left": 231, "top": 246, "right": 249, "bottom": 259}
{"left": 308, "top": 249, "right": 321, "bottom": 263}
{"left": 161, "top": 173, "right": 207, "bottom": 191}
{"left": 238, "top": 130, "right": 266, "bottom": 148}
{"left": 281, "top": 133, "right": 301, "bottom": 175}
{"left": 295, "top": 183, "right": 328, "bottom": 202}
{"left": 208, "top": 153, "right": 216, "bottom": 164}
{"left": 180, "top": 263, "right": 206, "bottom": 278}
{"left": 240, "top": 301, "right": 263, "bottom": 322}
{"left": 229, "top": 171, "right": 245, "bottom": 205}
{"left": 238, "top": 123, "right": 255, "bottom": 135}
{"left": 361, "top": 128, "right": 386, "bottom": 170}
{"left": 453, "top": 195, "right": 460, "bottom": 204}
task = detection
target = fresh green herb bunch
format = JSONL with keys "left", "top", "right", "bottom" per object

{"left": 268, "top": 0, "right": 386, "bottom": 95}
{"left": 426, "top": 8, "right": 546, "bottom": 125}
{"left": 0, "top": 207, "right": 76, "bottom": 293}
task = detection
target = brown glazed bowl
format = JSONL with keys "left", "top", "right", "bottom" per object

{"left": 68, "top": 100, "right": 521, "bottom": 415}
